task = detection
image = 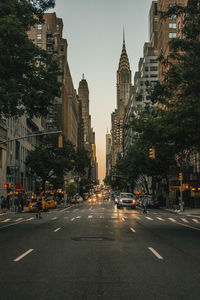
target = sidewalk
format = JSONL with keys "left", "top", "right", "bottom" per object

{"left": 161, "top": 207, "right": 200, "bottom": 217}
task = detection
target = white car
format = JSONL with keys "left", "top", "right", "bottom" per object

{"left": 117, "top": 193, "right": 136, "bottom": 209}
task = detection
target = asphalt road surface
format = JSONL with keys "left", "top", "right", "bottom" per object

{"left": 0, "top": 199, "right": 200, "bottom": 300}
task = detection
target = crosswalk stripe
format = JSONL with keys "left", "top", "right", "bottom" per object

{"left": 168, "top": 218, "right": 176, "bottom": 223}
{"left": 88, "top": 215, "right": 93, "bottom": 219}
{"left": 181, "top": 218, "right": 189, "bottom": 223}
{"left": 192, "top": 219, "right": 199, "bottom": 224}
{"left": 146, "top": 217, "right": 153, "bottom": 220}
{"left": 1, "top": 218, "right": 11, "bottom": 223}
{"left": 15, "top": 218, "right": 23, "bottom": 222}
{"left": 157, "top": 217, "right": 164, "bottom": 221}
{"left": 26, "top": 217, "right": 34, "bottom": 221}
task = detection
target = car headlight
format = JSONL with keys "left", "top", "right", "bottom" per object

{"left": 132, "top": 200, "right": 136, "bottom": 204}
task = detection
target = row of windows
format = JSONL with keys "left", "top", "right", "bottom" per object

{"left": 144, "top": 66, "right": 158, "bottom": 72}
{"left": 37, "top": 24, "right": 60, "bottom": 31}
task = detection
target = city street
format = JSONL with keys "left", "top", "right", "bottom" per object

{"left": 0, "top": 199, "right": 200, "bottom": 300}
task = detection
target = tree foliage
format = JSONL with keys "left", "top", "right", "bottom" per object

{"left": 26, "top": 135, "right": 91, "bottom": 190}
{"left": 0, "top": 0, "right": 61, "bottom": 118}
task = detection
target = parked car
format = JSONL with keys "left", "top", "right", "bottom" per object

{"left": 117, "top": 192, "right": 136, "bottom": 209}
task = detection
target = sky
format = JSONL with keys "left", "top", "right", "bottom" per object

{"left": 49, "top": 0, "right": 154, "bottom": 183}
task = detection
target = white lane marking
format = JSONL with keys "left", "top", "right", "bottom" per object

{"left": 51, "top": 217, "right": 57, "bottom": 220}
{"left": 59, "top": 207, "right": 72, "bottom": 212}
{"left": 168, "top": 218, "right": 176, "bottom": 223}
{"left": 181, "top": 218, "right": 189, "bottom": 223}
{"left": 54, "top": 228, "right": 61, "bottom": 232}
{"left": 88, "top": 215, "right": 93, "bottom": 219}
{"left": 148, "top": 247, "right": 163, "bottom": 260}
{"left": 14, "top": 249, "right": 34, "bottom": 262}
{"left": 157, "top": 217, "right": 165, "bottom": 221}
{"left": 175, "top": 221, "right": 200, "bottom": 231}
{"left": 146, "top": 217, "right": 153, "bottom": 221}
{"left": 26, "top": 217, "right": 34, "bottom": 221}
{"left": 0, "top": 219, "right": 25, "bottom": 229}
{"left": 99, "top": 216, "right": 104, "bottom": 218}
{"left": 122, "top": 217, "right": 125, "bottom": 221}
{"left": 1, "top": 218, "right": 11, "bottom": 223}
{"left": 134, "top": 216, "right": 141, "bottom": 219}
{"left": 71, "top": 218, "right": 75, "bottom": 221}
{"left": 192, "top": 219, "right": 199, "bottom": 224}
{"left": 76, "top": 216, "right": 81, "bottom": 219}
{"left": 130, "top": 227, "right": 136, "bottom": 233}
{"left": 15, "top": 218, "right": 23, "bottom": 222}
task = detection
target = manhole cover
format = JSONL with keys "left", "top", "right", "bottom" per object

{"left": 71, "top": 236, "right": 114, "bottom": 242}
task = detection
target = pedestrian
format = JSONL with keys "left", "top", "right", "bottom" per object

{"left": 14, "top": 194, "right": 19, "bottom": 213}
{"left": 0, "top": 195, "right": 6, "bottom": 212}
{"left": 141, "top": 194, "right": 149, "bottom": 214}
{"left": 6, "top": 195, "right": 10, "bottom": 211}
{"left": 36, "top": 196, "right": 42, "bottom": 219}
{"left": 19, "top": 197, "right": 24, "bottom": 212}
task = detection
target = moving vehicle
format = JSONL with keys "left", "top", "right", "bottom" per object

{"left": 45, "top": 196, "right": 57, "bottom": 209}
{"left": 117, "top": 193, "right": 136, "bottom": 209}
{"left": 88, "top": 195, "right": 96, "bottom": 204}
{"left": 28, "top": 197, "right": 47, "bottom": 212}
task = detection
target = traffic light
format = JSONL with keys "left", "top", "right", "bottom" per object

{"left": 4, "top": 184, "right": 8, "bottom": 189}
{"left": 58, "top": 135, "right": 63, "bottom": 148}
{"left": 149, "top": 147, "right": 155, "bottom": 159}
{"left": 179, "top": 173, "right": 183, "bottom": 181}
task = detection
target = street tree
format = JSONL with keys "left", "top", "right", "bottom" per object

{"left": 26, "top": 135, "right": 75, "bottom": 190}
{"left": 0, "top": 0, "right": 61, "bottom": 118}
{"left": 149, "top": 0, "right": 200, "bottom": 152}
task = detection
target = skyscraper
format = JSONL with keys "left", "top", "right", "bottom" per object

{"left": 111, "top": 34, "right": 132, "bottom": 167}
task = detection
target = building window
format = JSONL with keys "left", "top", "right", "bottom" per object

{"left": 150, "top": 58, "right": 157, "bottom": 63}
{"left": 56, "top": 24, "right": 60, "bottom": 31}
{"left": 150, "top": 74, "right": 158, "bottom": 78}
{"left": 150, "top": 66, "right": 158, "bottom": 71}
{"left": 37, "top": 24, "right": 42, "bottom": 30}
{"left": 169, "top": 32, "right": 177, "bottom": 38}
{"left": 169, "top": 14, "right": 177, "bottom": 19}
{"left": 154, "top": 18, "right": 158, "bottom": 24}
{"left": 145, "top": 66, "right": 149, "bottom": 72}
{"left": 169, "top": 22, "right": 177, "bottom": 29}
{"left": 37, "top": 43, "right": 42, "bottom": 48}
{"left": 37, "top": 33, "right": 42, "bottom": 40}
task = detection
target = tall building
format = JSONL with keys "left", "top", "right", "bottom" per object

{"left": 123, "top": 1, "right": 159, "bottom": 154}
{"left": 78, "top": 75, "right": 90, "bottom": 151}
{"left": 106, "top": 132, "right": 112, "bottom": 177}
{"left": 157, "top": 0, "right": 188, "bottom": 81}
{"left": 78, "top": 76, "right": 98, "bottom": 183}
{"left": 28, "top": 13, "right": 79, "bottom": 148}
{"left": 111, "top": 34, "right": 132, "bottom": 167}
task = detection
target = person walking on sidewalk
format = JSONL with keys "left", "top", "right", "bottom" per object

{"left": 142, "top": 194, "right": 149, "bottom": 214}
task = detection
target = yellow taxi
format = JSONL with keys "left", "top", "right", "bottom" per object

{"left": 45, "top": 196, "right": 57, "bottom": 209}
{"left": 28, "top": 197, "right": 47, "bottom": 212}
{"left": 88, "top": 195, "right": 96, "bottom": 204}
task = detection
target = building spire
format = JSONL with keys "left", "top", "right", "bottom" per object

{"left": 82, "top": 73, "right": 85, "bottom": 80}
{"left": 118, "top": 28, "right": 130, "bottom": 71}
